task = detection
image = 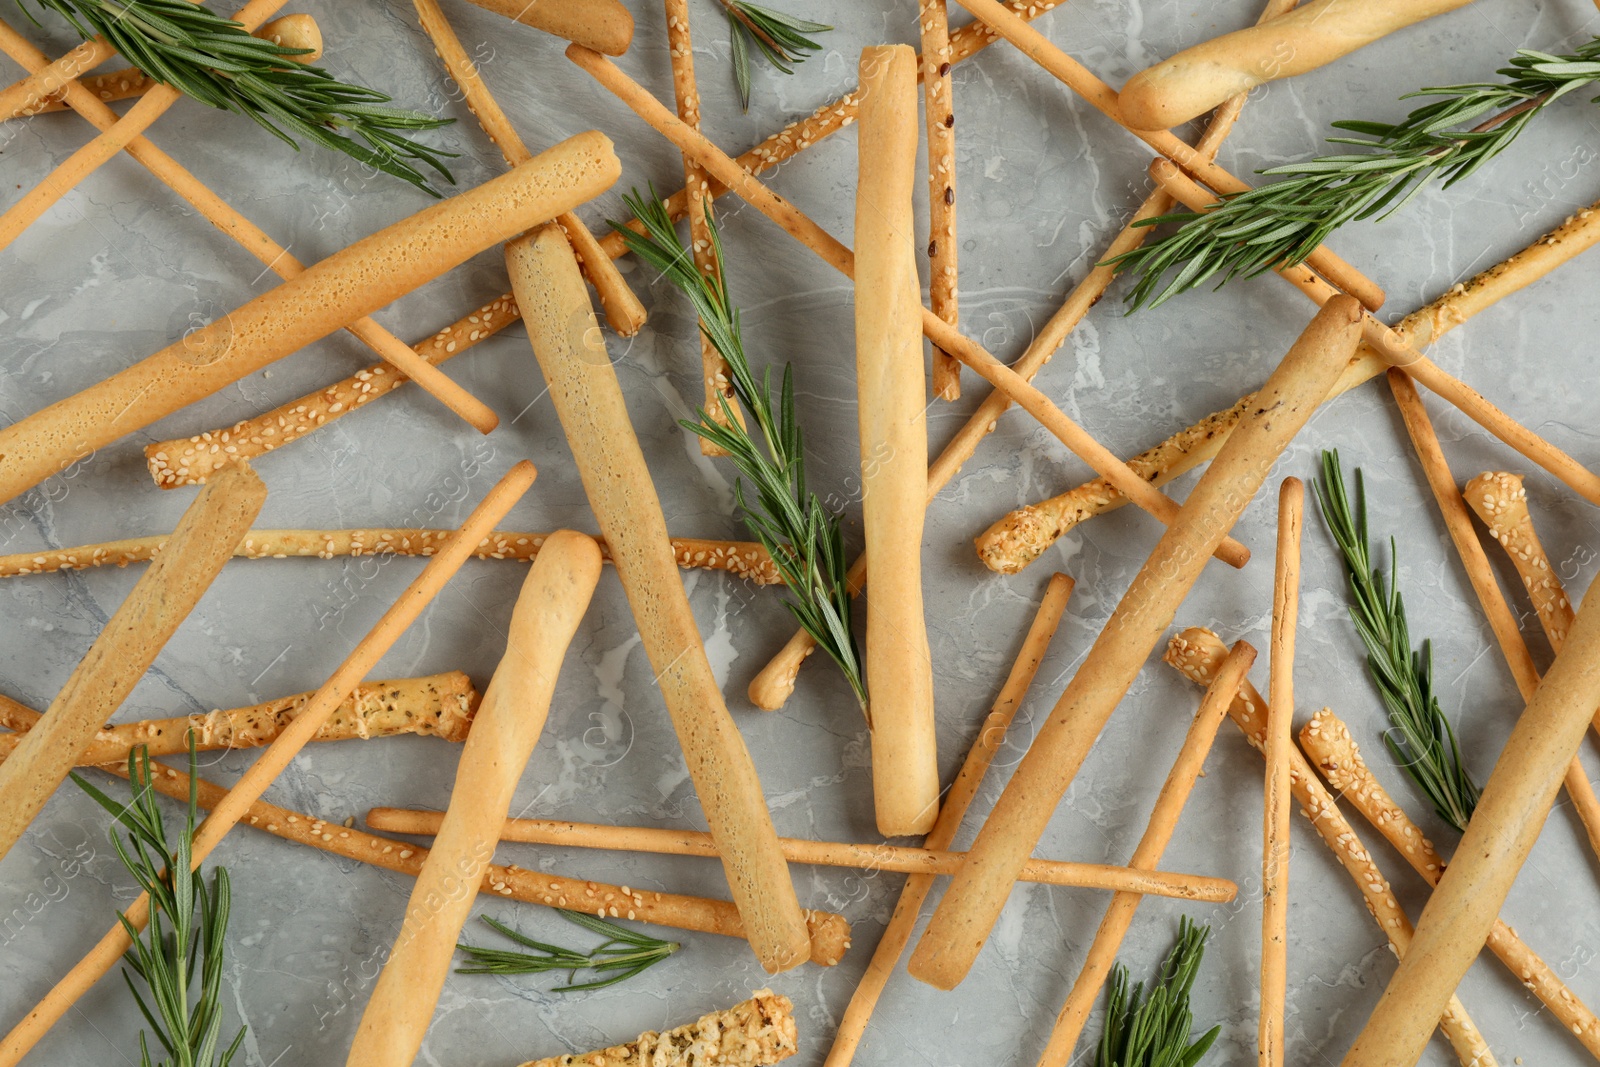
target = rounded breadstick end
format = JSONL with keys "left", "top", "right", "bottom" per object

{"left": 1119, "top": 62, "right": 1256, "bottom": 131}
{"left": 471, "top": 0, "right": 633, "bottom": 56}
{"left": 747, "top": 641, "right": 810, "bottom": 710}
{"left": 260, "top": 14, "right": 323, "bottom": 62}
{"left": 974, "top": 505, "right": 1055, "bottom": 575}
{"left": 1464, "top": 471, "right": 1528, "bottom": 534}
{"left": 803, "top": 910, "right": 852, "bottom": 967}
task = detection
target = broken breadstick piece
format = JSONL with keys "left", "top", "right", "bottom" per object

{"left": 465, "top": 0, "right": 633, "bottom": 55}
{"left": 516, "top": 990, "right": 798, "bottom": 1067}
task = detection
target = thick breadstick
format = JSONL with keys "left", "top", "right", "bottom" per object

{"left": 0, "top": 462, "right": 537, "bottom": 1067}
{"left": 1164, "top": 629, "right": 1498, "bottom": 1067}
{"left": 0, "top": 134, "right": 616, "bottom": 508}
{"left": 1261, "top": 479, "right": 1302, "bottom": 1067}
{"left": 1389, "top": 371, "right": 1600, "bottom": 861}
{"left": 856, "top": 44, "right": 938, "bottom": 837}
{"left": 0, "top": 673, "right": 477, "bottom": 764}
{"left": 1035, "top": 639, "right": 1255, "bottom": 1066}
{"left": 920, "top": 0, "right": 961, "bottom": 400}
{"left": 0, "top": 464, "right": 265, "bottom": 863}
{"left": 1118, "top": 0, "right": 1476, "bottom": 131}
{"left": 463, "top": 0, "right": 632, "bottom": 55}
{"left": 906, "top": 298, "right": 1363, "bottom": 991}
{"left": 568, "top": 44, "right": 1250, "bottom": 571}
{"left": 517, "top": 991, "right": 797, "bottom": 1067}
{"left": 506, "top": 223, "right": 810, "bottom": 974}
{"left": 1465, "top": 472, "right": 1579, "bottom": 662}
{"left": 410, "top": 0, "right": 644, "bottom": 337}
{"left": 349, "top": 532, "right": 602, "bottom": 1066}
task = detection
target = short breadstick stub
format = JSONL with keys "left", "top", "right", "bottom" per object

{"left": 516, "top": 990, "right": 798, "bottom": 1067}
{"left": 465, "top": 0, "right": 634, "bottom": 56}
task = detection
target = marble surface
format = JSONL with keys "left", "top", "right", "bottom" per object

{"left": 3, "top": 0, "right": 1600, "bottom": 1063}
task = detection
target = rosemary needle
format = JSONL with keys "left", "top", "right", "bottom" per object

{"left": 456, "top": 911, "right": 680, "bottom": 992}
{"left": 715, "top": 0, "right": 831, "bottom": 111}
{"left": 1095, "top": 917, "right": 1220, "bottom": 1067}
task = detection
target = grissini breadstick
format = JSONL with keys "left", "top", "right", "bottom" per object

{"left": 463, "top": 0, "right": 632, "bottom": 55}
{"left": 1388, "top": 371, "right": 1600, "bottom": 862}
{"left": 1035, "top": 639, "right": 1256, "bottom": 1067}
{"left": 348, "top": 531, "right": 602, "bottom": 1066}
{"left": 1164, "top": 629, "right": 1498, "bottom": 1067}
{"left": 515, "top": 991, "right": 797, "bottom": 1067}
{"left": 1151, "top": 159, "right": 1600, "bottom": 507}
{"left": 410, "top": 0, "right": 645, "bottom": 337}
{"left": 1300, "top": 708, "right": 1600, "bottom": 1059}
{"left": 0, "top": 133, "right": 618, "bottom": 508}
{"left": 0, "top": 673, "right": 477, "bottom": 764}
{"left": 906, "top": 298, "right": 1364, "bottom": 991}
{"left": 920, "top": 0, "right": 961, "bottom": 401}
{"left": 566, "top": 44, "right": 1250, "bottom": 571}
{"left": 1117, "top": 0, "right": 1476, "bottom": 131}
{"left": 1261, "top": 478, "right": 1302, "bottom": 1067}
{"left": 0, "top": 528, "right": 783, "bottom": 585}
{"left": 0, "top": 17, "right": 498, "bottom": 437}
{"left": 824, "top": 573, "right": 1073, "bottom": 1067}
{"left": 0, "top": 462, "right": 537, "bottom": 1067}
{"left": 364, "top": 807, "right": 1238, "bottom": 901}
{"left": 0, "top": 464, "right": 266, "bottom": 863}
{"left": 1339, "top": 580, "right": 1600, "bottom": 1066}
{"left": 506, "top": 223, "right": 811, "bottom": 974}
{"left": 856, "top": 44, "right": 939, "bottom": 838}
{"left": 987, "top": 201, "right": 1600, "bottom": 570}
{"left": 1465, "top": 472, "right": 1579, "bottom": 664}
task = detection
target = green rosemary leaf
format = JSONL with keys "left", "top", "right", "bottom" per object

{"left": 717, "top": 0, "right": 830, "bottom": 111}
{"left": 728, "top": 9, "right": 753, "bottom": 111}
{"left": 1093, "top": 917, "right": 1218, "bottom": 1067}
{"left": 456, "top": 911, "right": 679, "bottom": 991}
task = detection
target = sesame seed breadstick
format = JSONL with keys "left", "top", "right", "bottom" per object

{"left": 1464, "top": 472, "right": 1582, "bottom": 669}
{"left": 0, "top": 464, "right": 266, "bottom": 864}
{"left": 462, "top": 0, "right": 633, "bottom": 56}
{"left": 507, "top": 223, "right": 812, "bottom": 974}
{"left": 0, "top": 134, "right": 617, "bottom": 508}
{"left": 1300, "top": 708, "right": 1600, "bottom": 1059}
{"left": 1164, "top": 628, "right": 1497, "bottom": 1067}
{"left": 906, "top": 298, "right": 1363, "bottom": 991}
{"left": 515, "top": 991, "right": 798, "bottom": 1067}
{"left": 920, "top": 0, "right": 962, "bottom": 401}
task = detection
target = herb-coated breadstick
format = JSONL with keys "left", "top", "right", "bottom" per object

{"left": 0, "top": 464, "right": 265, "bottom": 863}
{"left": 516, "top": 991, "right": 798, "bottom": 1067}
{"left": 906, "top": 298, "right": 1363, "bottom": 991}
{"left": 463, "top": 0, "right": 632, "bottom": 54}
{"left": 506, "top": 223, "right": 811, "bottom": 974}
{"left": 920, "top": 0, "right": 961, "bottom": 400}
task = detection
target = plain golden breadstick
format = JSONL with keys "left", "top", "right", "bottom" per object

{"left": 516, "top": 991, "right": 798, "bottom": 1067}
{"left": 349, "top": 532, "right": 602, "bottom": 1066}
{"left": 856, "top": 44, "right": 939, "bottom": 837}
{"left": 906, "top": 298, "right": 1363, "bottom": 991}
{"left": 0, "top": 133, "right": 617, "bottom": 508}
{"left": 1035, "top": 639, "right": 1255, "bottom": 1067}
{"left": 506, "top": 223, "right": 811, "bottom": 974}
{"left": 464, "top": 0, "right": 632, "bottom": 54}
{"left": 0, "top": 462, "right": 537, "bottom": 1067}
{"left": 920, "top": 0, "right": 961, "bottom": 400}
{"left": 1118, "top": 0, "right": 1476, "bottom": 131}
{"left": 1164, "top": 629, "right": 1498, "bottom": 1067}
{"left": 0, "top": 465, "right": 265, "bottom": 863}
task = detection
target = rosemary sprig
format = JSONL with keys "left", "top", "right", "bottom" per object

{"left": 20, "top": 0, "right": 457, "bottom": 194}
{"left": 714, "top": 0, "right": 831, "bottom": 111}
{"left": 1106, "top": 37, "right": 1600, "bottom": 310}
{"left": 1094, "top": 917, "right": 1219, "bottom": 1067}
{"left": 1315, "top": 450, "right": 1482, "bottom": 833}
{"left": 612, "top": 188, "right": 868, "bottom": 713}
{"left": 456, "top": 911, "right": 679, "bottom": 992}
{"left": 69, "top": 739, "right": 245, "bottom": 1067}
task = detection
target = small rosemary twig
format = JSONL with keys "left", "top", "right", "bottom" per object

{"left": 1315, "top": 450, "right": 1482, "bottom": 833}
{"left": 712, "top": 0, "right": 830, "bottom": 111}
{"left": 456, "top": 912, "right": 679, "bottom": 992}
{"left": 1094, "top": 916, "right": 1220, "bottom": 1067}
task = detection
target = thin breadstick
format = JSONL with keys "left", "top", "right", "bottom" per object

{"left": 1261, "top": 479, "right": 1302, "bottom": 1067}
{"left": 1464, "top": 472, "right": 1580, "bottom": 666}
{"left": 0, "top": 462, "right": 537, "bottom": 1067}
{"left": 920, "top": 0, "right": 961, "bottom": 400}
{"left": 1301, "top": 708, "right": 1600, "bottom": 1059}
{"left": 824, "top": 573, "right": 1074, "bottom": 1067}
{"left": 0, "top": 19, "right": 498, "bottom": 437}
{"left": 906, "top": 298, "right": 1363, "bottom": 991}
{"left": 0, "top": 464, "right": 265, "bottom": 863}
{"left": 1164, "top": 629, "right": 1498, "bottom": 1067}
{"left": 0, "top": 527, "right": 782, "bottom": 585}
{"left": 1388, "top": 370, "right": 1600, "bottom": 862}
{"left": 349, "top": 531, "right": 602, "bottom": 1066}
{"left": 1035, "top": 639, "right": 1255, "bottom": 1066}
{"left": 1151, "top": 159, "right": 1600, "bottom": 507}
{"left": 463, "top": 0, "right": 632, "bottom": 55}
{"left": 567, "top": 44, "right": 1251, "bottom": 572}
{"left": 516, "top": 991, "right": 797, "bottom": 1067}
{"left": 856, "top": 44, "right": 938, "bottom": 837}
{"left": 1118, "top": 0, "right": 1476, "bottom": 131}
{"left": 0, "top": 133, "right": 617, "bottom": 508}
{"left": 0, "top": 673, "right": 477, "bottom": 764}
{"left": 410, "top": 0, "right": 644, "bottom": 337}
{"left": 506, "top": 223, "right": 811, "bottom": 974}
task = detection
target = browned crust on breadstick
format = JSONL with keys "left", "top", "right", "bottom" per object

{"left": 920, "top": 0, "right": 961, "bottom": 401}
{"left": 517, "top": 991, "right": 798, "bottom": 1067}
{"left": 464, "top": 0, "right": 632, "bottom": 55}
{"left": 0, "top": 464, "right": 266, "bottom": 863}
{"left": 1164, "top": 630, "right": 1496, "bottom": 1067}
